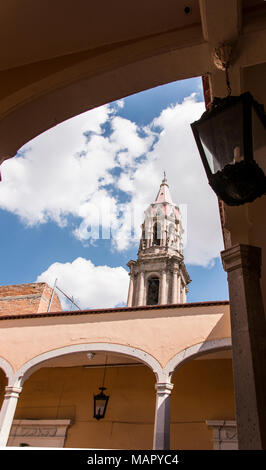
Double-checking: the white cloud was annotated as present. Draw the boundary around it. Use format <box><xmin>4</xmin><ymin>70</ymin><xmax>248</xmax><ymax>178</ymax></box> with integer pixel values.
<box><xmin>110</xmin><ymin>116</ymin><xmax>152</xmax><ymax>162</ymax></box>
<box><xmin>0</xmin><ymin>104</ymin><xmax>115</xmax><ymax>226</ymax></box>
<box><xmin>0</xmin><ymin>91</ymin><xmax>224</xmax><ymax>269</ymax></box>
<box><xmin>116</xmin><ymin>172</ymin><xmax>135</xmax><ymax>193</ymax></box>
<box><xmin>110</xmin><ymin>94</ymin><xmax>224</xmax><ymax>266</ymax></box>
<box><xmin>74</xmin><ymin>189</ymin><xmax>118</xmax><ymax>241</ymax></box>
<box><xmin>37</xmin><ymin>257</ymin><xmax>129</xmax><ymax>310</ymax></box>
<box><xmin>149</xmin><ymin>93</ymin><xmax>224</xmax><ymax>266</ymax></box>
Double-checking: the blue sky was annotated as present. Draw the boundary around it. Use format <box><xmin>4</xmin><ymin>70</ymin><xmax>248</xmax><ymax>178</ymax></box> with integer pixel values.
<box><xmin>0</xmin><ymin>77</ymin><xmax>228</xmax><ymax>309</ymax></box>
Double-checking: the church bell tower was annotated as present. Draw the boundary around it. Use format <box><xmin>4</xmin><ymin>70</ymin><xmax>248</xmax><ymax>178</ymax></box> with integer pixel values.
<box><xmin>127</xmin><ymin>174</ymin><xmax>191</xmax><ymax>307</ymax></box>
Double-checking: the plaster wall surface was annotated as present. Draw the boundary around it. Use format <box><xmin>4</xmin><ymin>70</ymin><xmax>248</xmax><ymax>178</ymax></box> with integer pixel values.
<box><xmin>0</xmin><ymin>303</ymin><xmax>230</xmax><ymax>374</ymax></box>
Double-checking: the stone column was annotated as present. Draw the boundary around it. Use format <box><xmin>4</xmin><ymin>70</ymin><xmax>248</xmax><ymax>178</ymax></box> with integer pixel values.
<box><xmin>171</xmin><ymin>270</ymin><xmax>178</xmax><ymax>304</ymax></box>
<box><xmin>221</xmin><ymin>244</ymin><xmax>266</xmax><ymax>450</ymax></box>
<box><xmin>179</xmin><ymin>282</ymin><xmax>185</xmax><ymax>303</ymax></box>
<box><xmin>182</xmin><ymin>286</ymin><xmax>186</xmax><ymax>303</ymax></box>
<box><xmin>160</xmin><ymin>270</ymin><xmax>167</xmax><ymax>305</ymax></box>
<box><xmin>137</xmin><ymin>271</ymin><xmax>145</xmax><ymax>306</ymax></box>
<box><xmin>153</xmin><ymin>382</ymin><xmax>173</xmax><ymax>450</ymax></box>
<box><xmin>0</xmin><ymin>385</ymin><xmax>22</xmax><ymax>447</ymax></box>
<box><xmin>127</xmin><ymin>274</ymin><xmax>134</xmax><ymax>307</ymax></box>
<box><xmin>176</xmin><ymin>275</ymin><xmax>181</xmax><ymax>303</ymax></box>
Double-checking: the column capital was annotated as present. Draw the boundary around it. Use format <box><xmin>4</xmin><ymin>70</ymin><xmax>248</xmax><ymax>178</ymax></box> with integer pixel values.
<box><xmin>171</xmin><ymin>268</ymin><xmax>179</xmax><ymax>274</ymax></box>
<box><xmin>0</xmin><ymin>385</ymin><xmax>23</xmax><ymax>447</ymax></box>
<box><xmin>221</xmin><ymin>244</ymin><xmax>261</xmax><ymax>277</ymax></box>
<box><xmin>155</xmin><ymin>382</ymin><xmax>174</xmax><ymax>395</ymax></box>
<box><xmin>4</xmin><ymin>386</ymin><xmax>22</xmax><ymax>398</ymax></box>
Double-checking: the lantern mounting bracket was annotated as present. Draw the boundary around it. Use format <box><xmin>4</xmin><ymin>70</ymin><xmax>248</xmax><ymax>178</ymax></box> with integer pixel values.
<box><xmin>213</xmin><ymin>41</ymin><xmax>237</xmax><ymax>96</ymax></box>
<box><xmin>213</xmin><ymin>41</ymin><xmax>236</xmax><ymax>72</ymax></box>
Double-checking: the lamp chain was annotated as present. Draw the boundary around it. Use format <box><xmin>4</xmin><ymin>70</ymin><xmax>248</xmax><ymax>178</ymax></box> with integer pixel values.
<box><xmin>225</xmin><ymin>66</ymin><xmax>232</xmax><ymax>97</ymax></box>
<box><xmin>102</xmin><ymin>353</ymin><xmax>108</xmax><ymax>388</ymax></box>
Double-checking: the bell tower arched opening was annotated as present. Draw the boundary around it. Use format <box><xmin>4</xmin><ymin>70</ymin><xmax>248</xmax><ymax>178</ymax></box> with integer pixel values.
<box><xmin>147</xmin><ymin>277</ymin><xmax>160</xmax><ymax>305</ymax></box>
<box><xmin>153</xmin><ymin>223</ymin><xmax>161</xmax><ymax>246</ymax></box>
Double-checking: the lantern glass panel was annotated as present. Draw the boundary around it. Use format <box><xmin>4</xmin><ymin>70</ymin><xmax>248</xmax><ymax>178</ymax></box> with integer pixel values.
<box><xmin>95</xmin><ymin>398</ymin><xmax>106</xmax><ymax>418</ymax></box>
<box><xmin>197</xmin><ymin>100</ymin><xmax>244</xmax><ymax>173</ymax></box>
<box><xmin>252</xmin><ymin>107</ymin><xmax>266</xmax><ymax>174</ymax></box>
<box><xmin>94</xmin><ymin>387</ymin><xmax>109</xmax><ymax>420</ymax></box>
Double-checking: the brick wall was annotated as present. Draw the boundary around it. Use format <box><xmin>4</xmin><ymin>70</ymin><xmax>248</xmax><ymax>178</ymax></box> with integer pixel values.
<box><xmin>0</xmin><ymin>282</ymin><xmax>62</xmax><ymax>317</ymax></box>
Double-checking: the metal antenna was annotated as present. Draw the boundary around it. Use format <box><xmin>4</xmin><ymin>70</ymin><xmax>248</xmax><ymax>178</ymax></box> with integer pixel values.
<box><xmin>55</xmin><ymin>284</ymin><xmax>81</xmax><ymax>311</ymax></box>
<box><xmin>47</xmin><ymin>278</ymin><xmax>81</xmax><ymax>312</ymax></box>
<box><xmin>47</xmin><ymin>278</ymin><xmax>57</xmax><ymax>312</ymax></box>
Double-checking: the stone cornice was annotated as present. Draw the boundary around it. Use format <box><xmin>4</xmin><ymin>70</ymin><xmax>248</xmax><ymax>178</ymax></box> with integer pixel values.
<box><xmin>221</xmin><ymin>244</ymin><xmax>261</xmax><ymax>277</ymax></box>
<box><xmin>0</xmin><ymin>301</ymin><xmax>229</xmax><ymax>321</ymax></box>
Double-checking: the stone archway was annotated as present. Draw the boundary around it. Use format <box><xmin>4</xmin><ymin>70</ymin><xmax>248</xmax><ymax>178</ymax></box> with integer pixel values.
<box><xmin>0</xmin><ymin>343</ymin><xmax>172</xmax><ymax>448</ymax></box>
<box><xmin>0</xmin><ymin>357</ymin><xmax>14</xmax><ymax>383</ymax></box>
<box><xmin>12</xmin><ymin>342</ymin><xmax>165</xmax><ymax>386</ymax></box>
<box><xmin>164</xmin><ymin>337</ymin><xmax>232</xmax><ymax>378</ymax></box>
<box><xmin>162</xmin><ymin>338</ymin><xmax>234</xmax><ymax>450</ymax></box>
<box><xmin>0</xmin><ymin>359</ymin><xmax>11</xmax><ymax>414</ymax></box>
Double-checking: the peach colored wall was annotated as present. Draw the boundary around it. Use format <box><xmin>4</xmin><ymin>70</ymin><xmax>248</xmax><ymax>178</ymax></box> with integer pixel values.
<box><xmin>11</xmin><ymin>358</ymin><xmax>234</xmax><ymax>449</ymax></box>
<box><xmin>14</xmin><ymin>365</ymin><xmax>156</xmax><ymax>449</ymax></box>
<box><xmin>0</xmin><ymin>304</ymin><xmax>231</xmax><ymax>373</ymax></box>
<box><xmin>171</xmin><ymin>359</ymin><xmax>235</xmax><ymax>449</ymax></box>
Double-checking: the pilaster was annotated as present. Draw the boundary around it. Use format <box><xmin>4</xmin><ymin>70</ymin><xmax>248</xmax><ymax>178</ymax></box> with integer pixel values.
<box><xmin>221</xmin><ymin>244</ymin><xmax>266</xmax><ymax>449</ymax></box>
<box><xmin>127</xmin><ymin>274</ymin><xmax>134</xmax><ymax>307</ymax></box>
<box><xmin>137</xmin><ymin>271</ymin><xmax>145</xmax><ymax>306</ymax></box>
<box><xmin>171</xmin><ymin>269</ymin><xmax>178</xmax><ymax>304</ymax></box>
<box><xmin>160</xmin><ymin>270</ymin><xmax>167</xmax><ymax>305</ymax></box>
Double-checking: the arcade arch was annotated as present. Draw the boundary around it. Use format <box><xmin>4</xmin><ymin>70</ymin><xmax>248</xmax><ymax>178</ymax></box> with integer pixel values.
<box><xmin>0</xmin><ymin>343</ymin><xmax>172</xmax><ymax>448</ymax></box>
<box><xmin>164</xmin><ymin>339</ymin><xmax>234</xmax><ymax>450</ymax></box>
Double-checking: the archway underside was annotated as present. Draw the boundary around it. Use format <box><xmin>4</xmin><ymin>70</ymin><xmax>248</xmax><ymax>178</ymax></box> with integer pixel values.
<box><xmin>5</xmin><ymin>343</ymin><xmax>234</xmax><ymax>450</ymax></box>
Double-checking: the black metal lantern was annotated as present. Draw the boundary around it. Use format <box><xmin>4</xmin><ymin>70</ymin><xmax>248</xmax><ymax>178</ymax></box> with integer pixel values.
<box><xmin>93</xmin><ymin>386</ymin><xmax>109</xmax><ymax>420</ymax></box>
<box><xmin>93</xmin><ymin>354</ymin><xmax>109</xmax><ymax>421</ymax></box>
<box><xmin>191</xmin><ymin>92</ymin><xmax>266</xmax><ymax>205</ymax></box>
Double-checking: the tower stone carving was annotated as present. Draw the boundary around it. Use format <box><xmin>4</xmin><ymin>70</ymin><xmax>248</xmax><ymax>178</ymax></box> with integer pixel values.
<box><xmin>127</xmin><ymin>174</ymin><xmax>191</xmax><ymax>307</ymax></box>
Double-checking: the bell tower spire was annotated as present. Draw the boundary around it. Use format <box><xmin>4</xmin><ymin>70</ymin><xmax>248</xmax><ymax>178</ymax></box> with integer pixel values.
<box><xmin>154</xmin><ymin>172</ymin><xmax>173</xmax><ymax>205</ymax></box>
<box><xmin>126</xmin><ymin>178</ymin><xmax>191</xmax><ymax>307</ymax></box>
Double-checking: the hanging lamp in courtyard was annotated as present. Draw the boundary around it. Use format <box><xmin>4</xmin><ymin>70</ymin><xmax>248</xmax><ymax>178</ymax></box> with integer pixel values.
<box><xmin>93</xmin><ymin>354</ymin><xmax>109</xmax><ymax>420</ymax></box>
<box><xmin>191</xmin><ymin>42</ymin><xmax>266</xmax><ymax>206</ymax></box>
